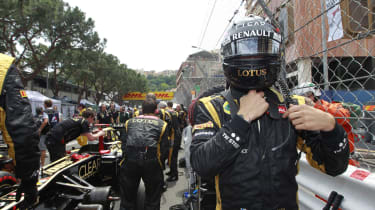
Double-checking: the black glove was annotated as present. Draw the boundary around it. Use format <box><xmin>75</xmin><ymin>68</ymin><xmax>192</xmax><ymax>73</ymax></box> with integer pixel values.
<box><xmin>16</xmin><ymin>172</ymin><xmax>38</xmax><ymax>208</ymax></box>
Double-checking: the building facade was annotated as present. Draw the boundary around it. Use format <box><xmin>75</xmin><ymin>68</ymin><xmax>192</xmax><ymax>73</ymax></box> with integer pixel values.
<box><xmin>174</xmin><ymin>50</ymin><xmax>225</xmax><ymax>107</ymax></box>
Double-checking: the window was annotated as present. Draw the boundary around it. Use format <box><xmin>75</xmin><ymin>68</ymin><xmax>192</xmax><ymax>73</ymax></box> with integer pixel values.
<box><xmin>341</xmin><ymin>0</ymin><xmax>374</xmax><ymax>37</ymax></box>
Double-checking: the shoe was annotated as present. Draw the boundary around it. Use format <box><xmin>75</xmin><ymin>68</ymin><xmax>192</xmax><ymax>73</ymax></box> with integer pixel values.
<box><xmin>166</xmin><ymin>171</ymin><xmax>172</xmax><ymax>176</ymax></box>
<box><xmin>166</xmin><ymin>175</ymin><xmax>178</xmax><ymax>182</ymax></box>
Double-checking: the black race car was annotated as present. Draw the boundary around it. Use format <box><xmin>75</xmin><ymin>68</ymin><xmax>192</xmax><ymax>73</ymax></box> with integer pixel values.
<box><xmin>0</xmin><ymin>139</ymin><xmax>123</xmax><ymax>210</ymax></box>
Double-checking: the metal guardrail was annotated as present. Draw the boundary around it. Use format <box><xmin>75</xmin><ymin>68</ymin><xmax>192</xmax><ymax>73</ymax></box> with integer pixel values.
<box><xmin>297</xmin><ymin>153</ymin><xmax>375</xmax><ymax>210</ymax></box>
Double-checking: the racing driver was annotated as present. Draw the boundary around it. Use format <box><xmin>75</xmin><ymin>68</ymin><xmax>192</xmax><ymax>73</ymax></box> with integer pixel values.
<box><xmin>190</xmin><ymin>15</ymin><xmax>349</xmax><ymax>210</ymax></box>
<box><xmin>0</xmin><ymin>53</ymin><xmax>40</xmax><ymax>208</ymax></box>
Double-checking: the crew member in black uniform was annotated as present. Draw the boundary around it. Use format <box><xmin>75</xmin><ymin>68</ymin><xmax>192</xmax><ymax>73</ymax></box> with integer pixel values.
<box><xmin>119</xmin><ymin>97</ymin><xmax>168</xmax><ymax>210</ymax></box>
<box><xmin>46</xmin><ymin>110</ymin><xmax>105</xmax><ymax>162</ymax></box>
<box><xmin>165</xmin><ymin>101</ymin><xmax>181</xmax><ymax>182</ymax></box>
<box><xmin>109</xmin><ymin>102</ymin><xmax>118</xmax><ymax>124</ymax></box>
<box><xmin>155</xmin><ymin>101</ymin><xmax>172</xmax><ymax>169</ymax></box>
<box><xmin>117</xmin><ymin>105</ymin><xmax>130</xmax><ymax>124</ymax></box>
<box><xmin>176</xmin><ymin>104</ymin><xmax>187</xmax><ymax>133</ymax></box>
<box><xmin>0</xmin><ymin>53</ymin><xmax>40</xmax><ymax>208</ymax></box>
<box><xmin>146</xmin><ymin>94</ymin><xmax>171</xmax><ymax>192</ymax></box>
<box><xmin>97</xmin><ymin>104</ymin><xmax>111</xmax><ymax>124</ymax></box>
<box><xmin>190</xmin><ymin>15</ymin><xmax>349</xmax><ymax>210</ymax></box>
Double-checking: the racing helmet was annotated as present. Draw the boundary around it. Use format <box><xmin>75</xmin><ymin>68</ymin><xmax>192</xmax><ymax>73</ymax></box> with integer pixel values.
<box><xmin>221</xmin><ymin>15</ymin><xmax>282</xmax><ymax>90</ymax></box>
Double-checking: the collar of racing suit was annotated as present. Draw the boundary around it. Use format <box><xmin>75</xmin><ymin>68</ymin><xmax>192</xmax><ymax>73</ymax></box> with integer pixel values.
<box><xmin>229</xmin><ymin>87</ymin><xmax>285</xmax><ymax>120</ymax></box>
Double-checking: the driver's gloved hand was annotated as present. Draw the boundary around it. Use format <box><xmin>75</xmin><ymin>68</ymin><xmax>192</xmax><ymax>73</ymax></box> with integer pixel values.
<box><xmin>16</xmin><ymin>171</ymin><xmax>39</xmax><ymax>209</ymax></box>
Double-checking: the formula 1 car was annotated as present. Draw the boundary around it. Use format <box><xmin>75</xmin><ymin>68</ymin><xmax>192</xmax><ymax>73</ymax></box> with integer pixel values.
<box><xmin>0</xmin><ymin>140</ymin><xmax>122</xmax><ymax>210</ymax></box>
<box><xmin>0</xmin><ymin>124</ymin><xmax>125</xmax><ymax>210</ymax></box>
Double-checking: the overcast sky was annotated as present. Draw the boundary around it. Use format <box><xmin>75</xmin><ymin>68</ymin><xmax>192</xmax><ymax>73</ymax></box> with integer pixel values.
<box><xmin>64</xmin><ymin>0</ymin><xmax>246</xmax><ymax>72</ymax></box>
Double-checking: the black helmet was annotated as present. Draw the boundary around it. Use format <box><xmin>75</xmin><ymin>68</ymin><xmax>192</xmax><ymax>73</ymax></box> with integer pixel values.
<box><xmin>221</xmin><ymin>15</ymin><xmax>281</xmax><ymax>90</ymax></box>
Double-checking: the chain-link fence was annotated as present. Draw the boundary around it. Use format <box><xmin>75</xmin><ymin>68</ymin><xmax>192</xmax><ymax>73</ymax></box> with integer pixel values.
<box><xmin>248</xmin><ymin>0</ymin><xmax>375</xmax><ymax>171</ymax></box>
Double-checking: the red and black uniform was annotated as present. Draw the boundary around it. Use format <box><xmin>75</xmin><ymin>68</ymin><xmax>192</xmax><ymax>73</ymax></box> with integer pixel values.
<box><xmin>0</xmin><ymin>53</ymin><xmax>40</xmax><ymax>206</ymax></box>
<box><xmin>119</xmin><ymin>115</ymin><xmax>168</xmax><ymax>210</ymax></box>
<box><xmin>190</xmin><ymin>88</ymin><xmax>349</xmax><ymax>210</ymax></box>
<box><xmin>46</xmin><ymin>117</ymin><xmax>90</xmax><ymax>162</ymax></box>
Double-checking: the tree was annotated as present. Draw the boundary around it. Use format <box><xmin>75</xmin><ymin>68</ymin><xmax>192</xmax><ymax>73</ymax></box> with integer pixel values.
<box><xmin>146</xmin><ymin>74</ymin><xmax>176</xmax><ymax>91</ymax></box>
<box><xmin>0</xmin><ymin>0</ymin><xmax>100</xmax><ymax>85</ymax></box>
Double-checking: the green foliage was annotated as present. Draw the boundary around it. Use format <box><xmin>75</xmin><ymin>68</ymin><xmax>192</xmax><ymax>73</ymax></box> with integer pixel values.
<box><xmin>0</xmin><ymin>0</ymin><xmax>150</xmax><ymax>104</ymax></box>
<box><xmin>146</xmin><ymin>74</ymin><xmax>176</xmax><ymax>91</ymax></box>
<box><xmin>0</xmin><ymin>0</ymin><xmax>100</xmax><ymax>83</ymax></box>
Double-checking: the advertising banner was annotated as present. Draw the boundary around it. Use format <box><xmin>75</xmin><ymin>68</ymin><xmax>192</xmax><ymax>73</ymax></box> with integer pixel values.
<box><xmin>122</xmin><ymin>92</ymin><xmax>174</xmax><ymax>101</ymax></box>
<box><xmin>326</xmin><ymin>0</ymin><xmax>344</xmax><ymax>41</ymax></box>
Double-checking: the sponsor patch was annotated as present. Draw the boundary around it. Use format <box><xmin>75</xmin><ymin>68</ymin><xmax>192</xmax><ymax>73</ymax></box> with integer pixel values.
<box><xmin>20</xmin><ymin>90</ymin><xmax>27</xmax><ymax>98</ymax></box>
<box><xmin>278</xmin><ymin>105</ymin><xmax>287</xmax><ymax>114</ymax></box>
<box><xmin>222</xmin><ymin>132</ymin><xmax>240</xmax><ymax>149</ymax></box>
<box><xmin>223</xmin><ymin>101</ymin><xmax>231</xmax><ymax>115</ymax></box>
<box><xmin>193</xmin><ymin>131</ymin><xmax>215</xmax><ymax>138</ymax></box>
<box><xmin>193</xmin><ymin>121</ymin><xmax>214</xmax><ymax>130</ymax></box>
<box><xmin>350</xmin><ymin>169</ymin><xmax>370</xmax><ymax>181</ymax></box>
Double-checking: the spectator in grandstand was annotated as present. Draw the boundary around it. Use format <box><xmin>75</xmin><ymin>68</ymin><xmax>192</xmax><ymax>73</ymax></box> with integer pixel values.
<box><xmin>190</xmin><ymin>15</ymin><xmax>349</xmax><ymax>210</ymax></box>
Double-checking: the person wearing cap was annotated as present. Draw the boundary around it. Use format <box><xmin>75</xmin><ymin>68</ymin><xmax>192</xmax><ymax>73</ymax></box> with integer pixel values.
<box><xmin>295</xmin><ymin>82</ymin><xmax>357</xmax><ymax>166</ymax></box>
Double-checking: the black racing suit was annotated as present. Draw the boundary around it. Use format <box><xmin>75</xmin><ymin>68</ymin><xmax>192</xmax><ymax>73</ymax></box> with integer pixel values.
<box><xmin>167</xmin><ymin>109</ymin><xmax>181</xmax><ymax>176</ymax></box>
<box><xmin>190</xmin><ymin>88</ymin><xmax>349</xmax><ymax>210</ymax></box>
<box><xmin>119</xmin><ymin>115</ymin><xmax>168</xmax><ymax>210</ymax></box>
<box><xmin>157</xmin><ymin>108</ymin><xmax>171</xmax><ymax>169</ymax></box>
<box><xmin>46</xmin><ymin>117</ymin><xmax>90</xmax><ymax>162</ymax></box>
<box><xmin>0</xmin><ymin>53</ymin><xmax>40</xmax><ymax>206</ymax></box>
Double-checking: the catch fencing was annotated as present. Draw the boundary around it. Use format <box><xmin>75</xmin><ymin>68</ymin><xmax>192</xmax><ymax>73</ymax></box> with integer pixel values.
<box><xmin>250</xmin><ymin>0</ymin><xmax>375</xmax><ymax>171</ymax></box>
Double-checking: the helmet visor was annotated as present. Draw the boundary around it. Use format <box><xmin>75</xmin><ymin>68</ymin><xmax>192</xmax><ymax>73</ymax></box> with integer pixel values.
<box><xmin>222</xmin><ymin>37</ymin><xmax>280</xmax><ymax>58</ymax></box>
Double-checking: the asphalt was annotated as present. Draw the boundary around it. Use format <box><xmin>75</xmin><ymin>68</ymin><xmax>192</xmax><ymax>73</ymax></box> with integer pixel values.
<box><xmin>161</xmin><ymin>157</ymin><xmax>189</xmax><ymax>210</ymax></box>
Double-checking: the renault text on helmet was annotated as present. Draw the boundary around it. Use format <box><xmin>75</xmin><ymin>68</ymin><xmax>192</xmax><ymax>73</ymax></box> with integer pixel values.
<box><xmin>221</xmin><ymin>15</ymin><xmax>282</xmax><ymax>90</ymax></box>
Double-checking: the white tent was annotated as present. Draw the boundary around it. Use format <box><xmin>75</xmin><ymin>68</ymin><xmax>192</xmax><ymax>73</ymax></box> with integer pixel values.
<box><xmin>26</xmin><ymin>90</ymin><xmax>61</xmax><ymax>116</ymax></box>
<box><xmin>80</xmin><ymin>99</ymin><xmax>95</xmax><ymax>106</ymax></box>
